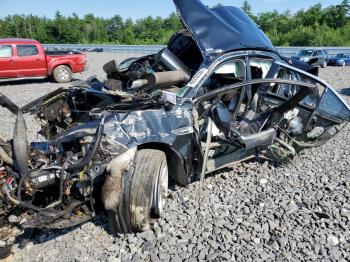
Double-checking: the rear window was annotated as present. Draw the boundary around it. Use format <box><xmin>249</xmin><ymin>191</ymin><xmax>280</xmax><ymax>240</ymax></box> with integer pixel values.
<box><xmin>17</xmin><ymin>45</ymin><xmax>39</xmax><ymax>56</ymax></box>
<box><xmin>0</xmin><ymin>45</ymin><xmax>12</xmax><ymax>58</ymax></box>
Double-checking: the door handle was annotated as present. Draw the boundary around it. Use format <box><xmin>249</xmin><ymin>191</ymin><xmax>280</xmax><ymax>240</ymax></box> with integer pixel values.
<box><xmin>36</xmin><ymin>59</ymin><xmax>41</xmax><ymax>62</ymax></box>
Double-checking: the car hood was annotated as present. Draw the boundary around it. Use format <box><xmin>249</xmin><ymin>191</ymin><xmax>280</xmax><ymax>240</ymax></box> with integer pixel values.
<box><xmin>173</xmin><ymin>0</ymin><xmax>277</xmax><ymax>58</ymax></box>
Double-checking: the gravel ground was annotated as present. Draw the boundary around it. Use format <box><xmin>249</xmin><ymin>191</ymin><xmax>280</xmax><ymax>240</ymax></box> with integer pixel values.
<box><xmin>2</xmin><ymin>54</ymin><xmax>350</xmax><ymax>261</ymax></box>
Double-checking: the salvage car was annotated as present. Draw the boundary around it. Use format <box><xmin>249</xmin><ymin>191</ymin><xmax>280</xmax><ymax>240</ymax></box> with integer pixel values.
<box><xmin>1</xmin><ymin>0</ymin><xmax>350</xmax><ymax>253</ymax></box>
<box><xmin>327</xmin><ymin>53</ymin><xmax>350</xmax><ymax>67</ymax></box>
<box><xmin>0</xmin><ymin>38</ymin><xmax>86</xmax><ymax>83</ymax></box>
<box><xmin>291</xmin><ymin>49</ymin><xmax>329</xmax><ymax>68</ymax></box>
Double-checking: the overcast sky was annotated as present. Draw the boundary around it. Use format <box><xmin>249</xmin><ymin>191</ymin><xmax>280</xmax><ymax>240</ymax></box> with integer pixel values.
<box><xmin>0</xmin><ymin>0</ymin><xmax>342</xmax><ymax>19</ymax></box>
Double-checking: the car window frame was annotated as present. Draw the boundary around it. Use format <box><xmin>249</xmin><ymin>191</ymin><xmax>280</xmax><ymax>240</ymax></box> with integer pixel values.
<box><xmin>182</xmin><ymin>51</ymin><xmax>251</xmax><ymax>99</ymax></box>
<box><xmin>275</xmin><ymin>60</ymin><xmax>350</xmax><ymax>112</ymax></box>
<box><xmin>182</xmin><ymin>51</ymin><xmax>282</xmax><ymax>100</ymax></box>
<box><xmin>192</xmin><ymin>58</ymin><xmax>246</xmax><ymax>99</ymax></box>
<box><xmin>17</xmin><ymin>44</ymin><xmax>39</xmax><ymax>57</ymax></box>
<box><xmin>0</xmin><ymin>45</ymin><xmax>13</xmax><ymax>58</ymax></box>
<box><xmin>263</xmin><ymin>63</ymin><xmax>325</xmax><ymax>110</ymax></box>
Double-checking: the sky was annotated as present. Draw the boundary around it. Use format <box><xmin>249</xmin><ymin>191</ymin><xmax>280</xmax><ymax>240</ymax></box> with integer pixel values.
<box><xmin>0</xmin><ymin>0</ymin><xmax>342</xmax><ymax>19</ymax></box>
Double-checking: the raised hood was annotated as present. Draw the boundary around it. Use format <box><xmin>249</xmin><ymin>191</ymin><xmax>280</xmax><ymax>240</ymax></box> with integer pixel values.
<box><xmin>173</xmin><ymin>0</ymin><xmax>277</xmax><ymax>58</ymax></box>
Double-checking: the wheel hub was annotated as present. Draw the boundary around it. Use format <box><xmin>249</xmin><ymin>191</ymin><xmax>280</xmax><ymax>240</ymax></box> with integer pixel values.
<box><xmin>152</xmin><ymin>165</ymin><xmax>168</xmax><ymax>217</ymax></box>
<box><xmin>58</xmin><ymin>69</ymin><xmax>69</xmax><ymax>80</ymax></box>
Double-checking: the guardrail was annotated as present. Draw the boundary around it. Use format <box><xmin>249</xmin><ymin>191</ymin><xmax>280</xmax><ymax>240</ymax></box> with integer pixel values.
<box><xmin>43</xmin><ymin>44</ymin><xmax>350</xmax><ymax>57</ymax></box>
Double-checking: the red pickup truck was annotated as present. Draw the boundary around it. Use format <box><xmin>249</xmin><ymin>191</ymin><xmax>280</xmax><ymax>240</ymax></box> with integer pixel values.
<box><xmin>0</xmin><ymin>39</ymin><xmax>86</xmax><ymax>83</ymax></box>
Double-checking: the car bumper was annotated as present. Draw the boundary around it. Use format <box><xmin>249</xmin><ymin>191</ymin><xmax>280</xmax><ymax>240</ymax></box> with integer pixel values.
<box><xmin>328</xmin><ymin>61</ymin><xmax>344</xmax><ymax>66</ymax></box>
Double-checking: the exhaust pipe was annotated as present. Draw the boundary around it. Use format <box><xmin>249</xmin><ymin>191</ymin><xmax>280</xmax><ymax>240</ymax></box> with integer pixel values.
<box><xmin>156</xmin><ymin>48</ymin><xmax>191</xmax><ymax>80</ymax></box>
<box><xmin>130</xmin><ymin>70</ymin><xmax>189</xmax><ymax>90</ymax></box>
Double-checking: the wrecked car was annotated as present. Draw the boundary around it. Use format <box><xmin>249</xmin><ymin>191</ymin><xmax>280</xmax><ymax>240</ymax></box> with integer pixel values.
<box><xmin>1</xmin><ymin>0</ymin><xmax>350</xmax><ymax>253</ymax></box>
<box><xmin>291</xmin><ymin>49</ymin><xmax>329</xmax><ymax>69</ymax></box>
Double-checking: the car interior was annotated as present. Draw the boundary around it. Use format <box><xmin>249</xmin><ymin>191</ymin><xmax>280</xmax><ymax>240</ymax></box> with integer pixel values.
<box><xmin>196</xmin><ymin>56</ymin><xmax>346</xmax><ymax>164</ymax></box>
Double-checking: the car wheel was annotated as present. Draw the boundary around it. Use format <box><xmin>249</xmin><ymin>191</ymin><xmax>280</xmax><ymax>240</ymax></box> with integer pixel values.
<box><xmin>342</xmin><ymin>61</ymin><xmax>346</xmax><ymax>67</ymax></box>
<box><xmin>53</xmin><ymin>65</ymin><xmax>72</xmax><ymax>83</ymax></box>
<box><xmin>108</xmin><ymin>149</ymin><xmax>168</xmax><ymax>235</ymax></box>
<box><xmin>321</xmin><ymin>61</ymin><xmax>327</xmax><ymax>68</ymax></box>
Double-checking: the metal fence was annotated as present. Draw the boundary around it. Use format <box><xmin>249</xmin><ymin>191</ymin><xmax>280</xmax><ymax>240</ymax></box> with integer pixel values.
<box><xmin>43</xmin><ymin>44</ymin><xmax>350</xmax><ymax>57</ymax></box>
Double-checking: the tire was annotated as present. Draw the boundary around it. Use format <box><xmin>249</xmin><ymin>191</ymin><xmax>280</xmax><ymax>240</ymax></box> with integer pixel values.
<box><xmin>342</xmin><ymin>61</ymin><xmax>346</xmax><ymax>67</ymax></box>
<box><xmin>108</xmin><ymin>149</ymin><xmax>168</xmax><ymax>235</ymax></box>
<box><xmin>321</xmin><ymin>61</ymin><xmax>327</xmax><ymax>68</ymax></box>
<box><xmin>53</xmin><ymin>65</ymin><xmax>72</xmax><ymax>83</ymax></box>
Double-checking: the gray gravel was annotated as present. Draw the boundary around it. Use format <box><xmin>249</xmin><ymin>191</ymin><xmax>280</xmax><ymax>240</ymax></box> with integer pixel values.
<box><xmin>2</xmin><ymin>55</ymin><xmax>350</xmax><ymax>261</ymax></box>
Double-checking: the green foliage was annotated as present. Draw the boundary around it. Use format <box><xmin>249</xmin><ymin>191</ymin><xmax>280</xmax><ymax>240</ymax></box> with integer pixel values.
<box><xmin>255</xmin><ymin>1</ymin><xmax>350</xmax><ymax>46</ymax></box>
<box><xmin>241</xmin><ymin>0</ymin><xmax>255</xmax><ymax>20</ymax></box>
<box><xmin>0</xmin><ymin>11</ymin><xmax>181</xmax><ymax>45</ymax></box>
<box><xmin>0</xmin><ymin>1</ymin><xmax>349</xmax><ymax>46</ymax></box>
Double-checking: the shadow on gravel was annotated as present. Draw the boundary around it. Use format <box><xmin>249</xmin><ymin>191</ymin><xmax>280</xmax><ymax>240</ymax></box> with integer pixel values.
<box><xmin>339</xmin><ymin>87</ymin><xmax>350</xmax><ymax>96</ymax></box>
<box><xmin>14</xmin><ymin>214</ymin><xmax>112</xmax><ymax>251</ymax></box>
<box><xmin>0</xmin><ymin>77</ymin><xmax>81</xmax><ymax>86</ymax></box>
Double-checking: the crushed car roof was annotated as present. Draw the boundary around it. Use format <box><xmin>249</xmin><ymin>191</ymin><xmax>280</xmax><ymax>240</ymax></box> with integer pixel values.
<box><xmin>173</xmin><ymin>0</ymin><xmax>277</xmax><ymax>58</ymax></box>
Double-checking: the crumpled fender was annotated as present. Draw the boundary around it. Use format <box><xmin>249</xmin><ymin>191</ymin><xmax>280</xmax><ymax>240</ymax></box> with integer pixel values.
<box><xmin>101</xmin><ymin>147</ymin><xmax>137</xmax><ymax>211</ymax></box>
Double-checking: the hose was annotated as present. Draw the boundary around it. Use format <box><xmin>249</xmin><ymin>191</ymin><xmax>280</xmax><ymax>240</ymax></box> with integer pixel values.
<box><xmin>0</xmin><ymin>92</ymin><xmax>19</xmax><ymax>115</ymax></box>
<box><xmin>66</xmin><ymin>117</ymin><xmax>105</xmax><ymax>172</ymax></box>
<box><xmin>3</xmin><ymin>188</ymin><xmax>42</xmax><ymax>212</ymax></box>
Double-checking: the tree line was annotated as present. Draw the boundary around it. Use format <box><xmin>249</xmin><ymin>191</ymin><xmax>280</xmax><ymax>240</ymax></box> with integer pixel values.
<box><xmin>0</xmin><ymin>1</ymin><xmax>349</xmax><ymax>46</ymax></box>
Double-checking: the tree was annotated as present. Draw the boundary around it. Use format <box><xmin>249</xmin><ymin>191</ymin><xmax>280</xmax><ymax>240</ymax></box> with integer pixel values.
<box><xmin>0</xmin><ymin>2</ymin><xmax>350</xmax><ymax>46</ymax></box>
<box><xmin>108</xmin><ymin>15</ymin><xmax>124</xmax><ymax>44</ymax></box>
<box><xmin>242</xmin><ymin>1</ymin><xmax>252</xmax><ymax>16</ymax></box>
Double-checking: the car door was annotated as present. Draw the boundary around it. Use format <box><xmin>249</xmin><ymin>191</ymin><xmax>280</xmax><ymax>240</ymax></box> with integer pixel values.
<box><xmin>193</xmin><ymin>56</ymin><xmax>265</xmax><ymax>172</ymax></box>
<box><xmin>0</xmin><ymin>44</ymin><xmax>17</xmax><ymax>78</ymax></box>
<box><xmin>14</xmin><ymin>44</ymin><xmax>47</xmax><ymax>77</ymax></box>
<box><xmin>311</xmin><ymin>50</ymin><xmax>321</xmax><ymax>66</ymax></box>
<box><xmin>322</xmin><ymin>50</ymin><xmax>328</xmax><ymax>63</ymax></box>
<box><xmin>194</xmin><ymin>56</ymin><xmax>350</xmax><ymax>170</ymax></box>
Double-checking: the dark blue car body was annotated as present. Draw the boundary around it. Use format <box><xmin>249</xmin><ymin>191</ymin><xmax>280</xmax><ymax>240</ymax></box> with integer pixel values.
<box><xmin>328</xmin><ymin>54</ymin><xmax>350</xmax><ymax>66</ymax></box>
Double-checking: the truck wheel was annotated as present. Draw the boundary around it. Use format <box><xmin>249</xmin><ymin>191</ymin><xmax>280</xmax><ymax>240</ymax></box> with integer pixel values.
<box><xmin>108</xmin><ymin>149</ymin><xmax>168</xmax><ymax>235</ymax></box>
<box><xmin>53</xmin><ymin>65</ymin><xmax>72</xmax><ymax>83</ymax></box>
